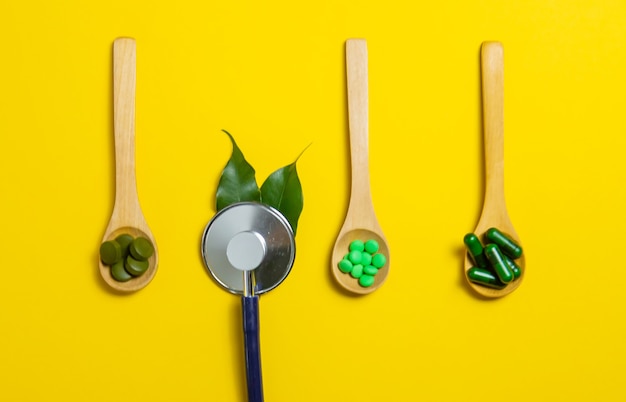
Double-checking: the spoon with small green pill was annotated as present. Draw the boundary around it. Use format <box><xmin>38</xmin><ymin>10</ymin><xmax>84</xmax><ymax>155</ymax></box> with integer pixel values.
<box><xmin>464</xmin><ymin>41</ymin><xmax>525</xmax><ymax>298</ymax></box>
<box><xmin>331</xmin><ymin>39</ymin><xmax>390</xmax><ymax>295</ymax></box>
<box><xmin>99</xmin><ymin>38</ymin><xmax>158</xmax><ymax>292</ymax></box>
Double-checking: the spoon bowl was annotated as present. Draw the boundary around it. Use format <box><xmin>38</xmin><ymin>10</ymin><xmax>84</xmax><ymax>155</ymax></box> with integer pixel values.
<box><xmin>331</xmin><ymin>39</ymin><xmax>390</xmax><ymax>295</ymax></box>
<box><xmin>332</xmin><ymin>228</ymin><xmax>389</xmax><ymax>294</ymax></box>
<box><xmin>464</xmin><ymin>41</ymin><xmax>524</xmax><ymax>298</ymax></box>
<box><xmin>99</xmin><ymin>38</ymin><xmax>158</xmax><ymax>292</ymax></box>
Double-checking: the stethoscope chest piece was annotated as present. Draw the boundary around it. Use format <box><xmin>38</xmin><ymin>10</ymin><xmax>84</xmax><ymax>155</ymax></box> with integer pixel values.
<box><xmin>201</xmin><ymin>202</ymin><xmax>296</xmax><ymax>295</ymax></box>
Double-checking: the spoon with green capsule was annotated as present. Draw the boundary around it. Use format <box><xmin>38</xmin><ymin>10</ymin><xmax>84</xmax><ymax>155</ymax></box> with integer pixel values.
<box><xmin>331</xmin><ymin>39</ymin><xmax>390</xmax><ymax>295</ymax></box>
<box><xmin>99</xmin><ymin>38</ymin><xmax>158</xmax><ymax>292</ymax></box>
<box><xmin>464</xmin><ymin>41</ymin><xmax>525</xmax><ymax>298</ymax></box>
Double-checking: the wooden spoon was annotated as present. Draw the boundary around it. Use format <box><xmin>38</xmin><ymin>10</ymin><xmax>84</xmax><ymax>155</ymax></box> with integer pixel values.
<box><xmin>331</xmin><ymin>39</ymin><xmax>390</xmax><ymax>295</ymax></box>
<box><xmin>99</xmin><ymin>38</ymin><xmax>158</xmax><ymax>292</ymax></box>
<box><xmin>464</xmin><ymin>41</ymin><xmax>524</xmax><ymax>298</ymax></box>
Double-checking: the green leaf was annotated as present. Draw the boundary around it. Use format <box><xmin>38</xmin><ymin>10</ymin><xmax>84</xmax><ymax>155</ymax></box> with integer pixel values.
<box><xmin>260</xmin><ymin>146</ymin><xmax>309</xmax><ymax>235</ymax></box>
<box><xmin>215</xmin><ymin>130</ymin><xmax>260</xmax><ymax>211</ymax></box>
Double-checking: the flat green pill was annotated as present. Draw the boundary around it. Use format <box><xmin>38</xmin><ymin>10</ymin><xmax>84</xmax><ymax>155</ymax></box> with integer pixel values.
<box><xmin>115</xmin><ymin>234</ymin><xmax>134</xmax><ymax>257</ymax></box>
<box><xmin>100</xmin><ymin>241</ymin><xmax>121</xmax><ymax>265</ymax></box>
<box><xmin>130</xmin><ymin>237</ymin><xmax>154</xmax><ymax>261</ymax></box>
<box><xmin>360</xmin><ymin>252</ymin><xmax>372</xmax><ymax>266</ymax></box>
<box><xmin>348</xmin><ymin>250</ymin><xmax>363</xmax><ymax>265</ymax></box>
<box><xmin>358</xmin><ymin>274</ymin><xmax>375</xmax><ymax>287</ymax></box>
<box><xmin>503</xmin><ymin>255</ymin><xmax>522</xmax><ymax>279</ymax></box>
<box><xmin>485</xmin><ymin>227</ymin><xmax>523</xmax><ymax>259</ymax></box>
<box><xmin>350</xmin><ymin>264</ymin><xmax>364</xmax><ymax>279</ymax></box>
<box><xmin>372</xmin><ymin>253</ymin><xmax>386</xmax><ymax>268</ymax></box>
<box><xmin>484</xmin><ymin>244</ymin><xmax>514</xmax><ymax>283</ymax></box>
<box><xmin>338</xmin><ymin>259</ymin><xmax>353</xmax><ymax>273</ymax></box>
<box><xmin>364</xmin><ymin>239</ymin><xmax>379</xmax><ymax>254</ymax></box>
<box><xmin>349</xmin><ymin>240</ymin><xmax>365</xmax><ymax>252</ymax></box>
<box><xmin>467</xmin><ymin>267</ymin><xmax>505</xmax><ymax>289</ymax></box>
<box><xmin>463</xmin><ymin>233</ymin><xmax>488</xmax><ymax>268</ymax></box>
<box><xmin>125</xmin><ymin>256</ymin><xmax>149</xmax><ymax>277</ymax></box>
<box><xmin>111</xmin><ymin>260</ymin><xmax>132</xmax><ymax>282</ymax></box>
<box><xmin>363</xmin><ymin>265</ymin><xmax>378</xmax><ymax>276</ymax></box>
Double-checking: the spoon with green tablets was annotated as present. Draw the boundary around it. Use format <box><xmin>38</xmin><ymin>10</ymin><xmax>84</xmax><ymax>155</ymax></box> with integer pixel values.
<box><xmin>464</xmin><ymin>41</ymin><xmax>524</xmax><ymax>298</ymax></box>
<box><xmin>99</xmin><ymin>38</ymin><xmax>158</xmax><ymax>292</ymax></box>
<box><xmin>331</xmin><ymin>39</ymin><xmax>390</xmax><ymax>295</ymax></box>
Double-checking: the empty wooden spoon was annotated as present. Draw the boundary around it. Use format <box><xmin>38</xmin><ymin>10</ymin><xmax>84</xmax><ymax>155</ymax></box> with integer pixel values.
<box><xmin>331</xmin><ymin>39</ymin><xmax>390</xmax><ymax>295</ymax></box>
<box><xmin>99</xmin><ymin>38</ymin><xmax>158</xmax><ymax>292</ymax></box>
<box><xmin>464</xmin><ymin>41</ymin><xmax>524</xmax><ymax>298</ymax></box>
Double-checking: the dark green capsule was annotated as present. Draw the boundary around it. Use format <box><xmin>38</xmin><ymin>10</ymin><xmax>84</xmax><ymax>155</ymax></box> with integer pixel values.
<box><xmin>463</xmin><ymin>233</ymin><xmax>488</xmax><ymax>267</ymax></box>
<box><xmin>467</xmin><ymin>267</ymin><xmax>505</xmax><ymax>289</ymax></box>
<box><xmin>485</xmin><ymin>228</ymin><xmax>523</xmax><ymax>259</ymax></box>
<box><xmin>503</xmin><ymin>255</ymin><xmax>522</xmax><ymax>279</ymax></box>
<box><xmin>484</xmin><ymin>244</ymin><xmax>514</xmax><ymax>283</ymax></box>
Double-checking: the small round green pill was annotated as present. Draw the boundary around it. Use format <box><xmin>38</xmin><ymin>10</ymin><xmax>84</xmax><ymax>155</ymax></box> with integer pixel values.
<box><xmin>348</xmin><ymin>250</ymin><xmax>363</xmax><ymax>265</ymax></box>
<box><xmin>358</xmin><ymin>274</ymin><xmax>375</xmax><ymax>287</ymax></box>
<box><xmin>349</xmin><ymin>240</ymin><xmax>365</xmax><ymax>252</ymax></box>
<box><xmin>372</xmin><ymin>253</ymin><xmax>386</xmax><ymax>269</ymax></box>
<box><xmin>338</xmin><ymin>259</ymin><xmax>353</xmax><ymax>273</ymax></box>
<box><xmin>363</xmin><ymin>265</ymin><xmax>378</xmax><ymax>276</ymax></box>
<box><xmin>130</xmin><ymin>237</ymin><xmax>154</xmax><ymax>261</ymax></box>
<box><xmin>111</xmin><ymin>260</ymin><xmax>132</xmax><ymax>282</ymax></box>
<box><xmin>125</xmin><ymin>256</ymin><xmax>149</xmax><ymax>277</ymax></box>
<box><xmin>100</xmin><ymin>241</ymin><xmax>121</xmax><ymax>265</ymax></box>
<box><xmin>360</xmin><ymin>252</ymin><xmax>372</xmax><ymax>266</ymax></box>
<box><xmin>364</xmin><ymin>239</ymin><xmax>379</xmax><ymax>254</ymax></box>
<box><xmin>115</xmin><ymin>234</ymin><xmax>134</xmax><ymax>258</ymax></box>
<box><xmin>350</xmin><ymin>264</ymin><xmax>364</xmax><ymax>279</ymax></box>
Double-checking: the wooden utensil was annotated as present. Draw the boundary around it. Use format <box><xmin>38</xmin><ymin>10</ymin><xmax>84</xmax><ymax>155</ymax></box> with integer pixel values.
<box><xmin>464</xmin><ymin>41</ymin><xmax>524</xmax><ymax>298</ymax></box>
<box><xmin>99</xmin><ymin>38</ymin><xmax>158</xmax><ymax>292</ymax></box>
<box><xmin>331</xmin><ymin>39</ymin><xmax>390</xmax><ymax>295</ymax></box>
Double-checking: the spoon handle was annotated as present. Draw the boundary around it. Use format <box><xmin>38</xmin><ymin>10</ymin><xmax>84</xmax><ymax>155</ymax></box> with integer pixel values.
<box><xmin>346</xmin><ymin>39</ymin><xmax>375</xmax><ymax>218</ymax></box>
<box><xmin>112</xmin><ymin>38</ymin><xmax>142</xmax><ymax>221</ymax></box>
<box><xmin>242</xmin><ymin>296</ymin><xmax>264</xmax><ymax>402</ymax></box>
<box><xmin>480</xmin><ymin>41</ymin><xmax>507</xmax><ymax>216</ymax></box>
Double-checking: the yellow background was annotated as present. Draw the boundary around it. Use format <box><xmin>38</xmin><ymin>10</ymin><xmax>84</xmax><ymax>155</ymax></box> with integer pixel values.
<box><xmin>1</xmin><ymin>1</ymin><xmax>625</xmax><ymax>401</ymax></box>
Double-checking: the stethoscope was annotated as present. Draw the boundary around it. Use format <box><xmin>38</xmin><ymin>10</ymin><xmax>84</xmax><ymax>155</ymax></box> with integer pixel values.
<box><xmin>201</xmin><ymin>202</ymin><xmax>296</xmax><ymax>402</ymax></box>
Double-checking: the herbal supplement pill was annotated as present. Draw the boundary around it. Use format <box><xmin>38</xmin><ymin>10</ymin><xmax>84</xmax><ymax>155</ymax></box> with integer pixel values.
<box><xmin>364</xmin><ymin>239</ymin><xmax>379</xmax><ymax>254</ymax></box>
<box><xmin>125</xmin><ymin>256</ymin><xmax>149</xmax><ymax>277</ymax></box>
<box><xmin>363</xmin><ymin>265</ymin><xmax>378</xmax><ymax>276</ymax></box>
<box><xmin>467</xmin><ymin>267</ymin><xmax>505</xmax><ymax>289</ymax></box>
<box><xmin>348</xmin><ymin>250</ymin><xmax>363</xmax><ymax>265</ymax></box>
<box><xmin>115</xmin><ymin>234</ymin><xmax>134</xmax><ymax>257</ymax></box>
<box><xmin>350</xmin><ymin>264</ymin><xmax>364</xmax><ymax>279</ymax></box>
<box><xmin>360</xmin><ymin>252</ymin><xmax>372</xmax><ymax>267</ymax></box>
<box><xmin>130</xmin><ymin>237</ymin><xmax>154</xmax><ymax>261</ymax></box>
<box><xmin>484</xmin><ymin>244</ymin><xmax>514</xmax><ymax>283</ymax></box>
<box><xmin>485</xmin><ymin>228</ymin><xmax>523</xmax><ymax>259</ymax></box>
<box><xmin>338</xmin><ymin>258</ymin><xmax>353</xmax><ymax>273</ymax></box>
<box><xmin>359</xmin><ymin>274</ymin><xmax>375</xmax><ymax>287</ymax></box>
<box><xmin>503</xmin><ymin>255</ymin><xmax>522</xmax><ymax>279</ymax></box>
<box><xmin>463</xmin><ymin>233</ymin><xmax>488</xmax><ymax>267</ymax></box>
<box><xmin>372</xmin><ymin>253</ymin><xmax>386</xmax><ymax>269</ymax></box>
<box><xmin>349</xmin><ymin>240</ymin><xmax>365</xmax><ymax>252</ymax></box>
<box><xmin>100</xmin><ymin>241</ymin><xmax>121</xmax><ymax>265</ymax></box>
<box><xmin>111</xmin><ymin>260</ymin><xmax>132</xmax><ymax>282</ymax></box>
